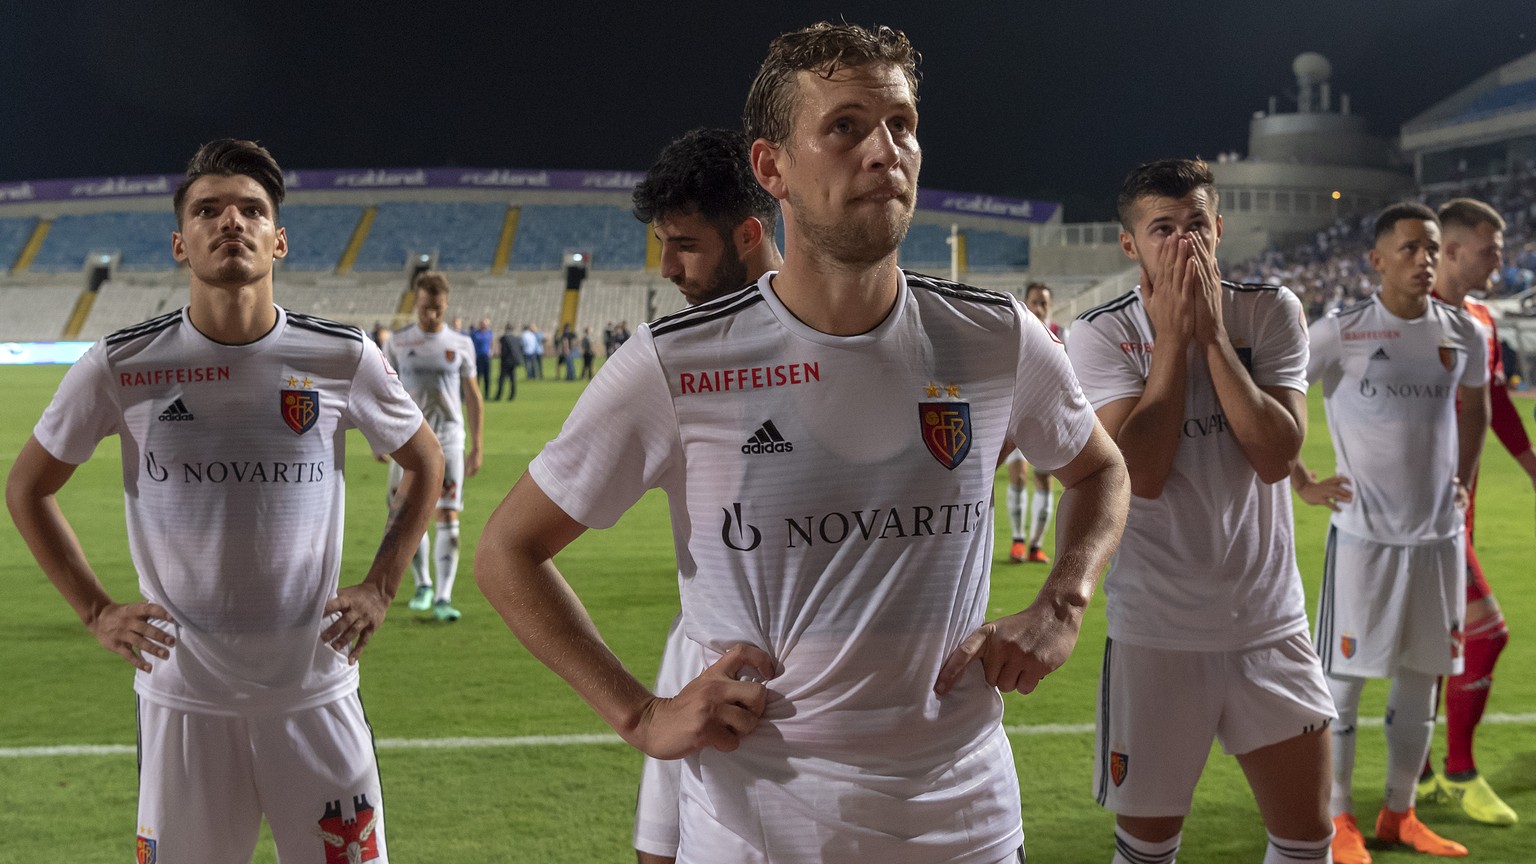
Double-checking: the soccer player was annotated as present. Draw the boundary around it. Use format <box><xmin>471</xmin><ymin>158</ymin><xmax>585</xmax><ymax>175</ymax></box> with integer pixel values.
<box><xmin>1069</xmin><ymin>159</ymin><xmax>1335</xmax><ymax>864</ymax></box>
<box><xmin>384</xmin><ymin>271</ymin><xmax>484</xmax><ymax>622</ymax></box>
<box><xmin>470</xmin><ymin>318</ymin><xmax>494</xmax><ymax>395</ymax></box>
<box><xmin>5</xmin><ymin>139</ymin><xmax>443</xmax><ymax>863</ymax></box>
<box><xmin>1417</xmin><ymin>197</ymin><xmax>1527</xmax><ymax>825</ymax></box>
<box><xmin>1005</xmin><ymin>281</ymin><xmax>1062</xmax><ymax>564</ymax></box>
<box><xmin>627</xmin><ymin>126</ymin><xmax>783</xmax><ymax>864</ymax></box>
<box><xmin>1295</xmin><ymin>201</ymin><xmax>1489</xmax><ymax>863</ymax></box>
<box><xmin>476</xmin><ymin>22</ymin><xmax>1129</xmax><ymax>864</ymax></box>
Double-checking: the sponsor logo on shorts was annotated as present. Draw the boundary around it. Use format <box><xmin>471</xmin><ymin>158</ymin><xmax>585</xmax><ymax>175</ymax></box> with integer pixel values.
<box><xmin>281</xmin><ymin>376</ymin><xmax>319</xmax><ymax>435</ymax></box>
<box><xmin>919</xmin><ymin>389</ymin><xmax>971</xmax><ymax>471</ymax></box>
<box><xmin>318</xmin><ymin>795</ymin><xmax>380</xmax><ymax>864</ymax></box>
<box><xmin>1340</xmin><ymin>635</ymin><xmax>1357</xmax><ymax>659</ymax></box>
<box><xmin>157</xmin><ymin>398</ymin><xmax>195</xmax><ymax>422</ymax></box>
<box><xmin>1110</xmin><ymin>751</ymin><xmax>1129</xmax><ymax>787</ymax></box>
<box><xmin>136</xmin><ymin>828</ymin><xmax>156</xmax><ymax>864</ymax></box>
<box><xmin>742</xmin><ymin>420</ymin><xmax>793</xmax><ymax>454</ymax></box>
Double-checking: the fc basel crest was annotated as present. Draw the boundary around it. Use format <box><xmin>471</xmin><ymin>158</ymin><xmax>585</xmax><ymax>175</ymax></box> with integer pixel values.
<box><xmin>136</xmin><ymin>833</ymin><xmax>156</xmax><ymax>864</ymax></box>
<box><xmin>1110</xmin><ymin>751</ymin><xmax>1129</xmax><ymax>787</ymax></box>
<box><xmin>919</xmin><ymin>402</ymin><xmax>971</xmax><ymax>470</ymax></box>
<box><xmin>1340</xmin><ymin>635</ymin><xmax>1357</xmax><ymax>659</ymax></box>
<box><xmin>445</xmin><ymin>350</ymin><xmax>456</xmax><ymax>362</ymax></box>
<box><xmin>282</xmin><ymin>389</ymin><xmax>320</xmax><ymax>435</ymax></box>
<box><xmin>1439</xmin><ymin>346</ymin><xmax>1456</xmax><ymax>371</ymax></box>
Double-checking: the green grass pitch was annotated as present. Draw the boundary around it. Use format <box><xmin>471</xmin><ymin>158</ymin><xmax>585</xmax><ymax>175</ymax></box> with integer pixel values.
<box><xmin>2</xmin><ymin>361</ymin><xmax>1533</xmax><ymax>862</ymax></box>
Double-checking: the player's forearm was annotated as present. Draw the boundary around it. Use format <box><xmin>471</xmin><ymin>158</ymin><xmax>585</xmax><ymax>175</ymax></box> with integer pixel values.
<box><xmin>1114</xmin><ymin>347</ymin><xmax>1187</xmax><ymax>498</ymax></box>
<box><xmin>476</xmin><ymin>529</ymin><xmax>653</xmax><ymax>740</ymax></box>
<box><xmin>1042</xmin><ymin>429</ymin><xmax>1129</xmax><ymax>613</ymax></box>
<box><xmin>7</xmin><ymin>490</ymin><xmax>116</xmax><ymax>626</ymax></box>
<box><xmin>1487</xmin><ymin>383</ymin><xmax>1532</xmax><ymax>459</ymax></box>
<box><xmin>1205</xmin><ymin>341</ymin><xmax>1303</xmax><ymax>483</ymax></box>
<box><xmin>1456</xmin><ymin>386</ymin><xmax>1490</xmax><ymax>487</ymax></box>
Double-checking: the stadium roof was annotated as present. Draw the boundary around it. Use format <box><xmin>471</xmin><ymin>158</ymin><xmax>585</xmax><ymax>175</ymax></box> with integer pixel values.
<box><xmin>1401</xmin><ymin>50</ymin><xmax>1536</xmax><ymax>153</ymax></box>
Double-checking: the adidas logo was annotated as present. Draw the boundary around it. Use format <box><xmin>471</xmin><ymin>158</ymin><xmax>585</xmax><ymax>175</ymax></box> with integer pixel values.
<box><xmin>1370</xmin><ymin>346</ymin><xmax>1391</xmax><ymax>361</ymax></box>
<box><xmin>158</xmin><ymin>398</ymin><xmax>195</xmax><ymax>422</ymax></box>
<box><xmin>742</xmin><ymin>420</ymin><xmax>793</xmax><ymax>455</ymax></box>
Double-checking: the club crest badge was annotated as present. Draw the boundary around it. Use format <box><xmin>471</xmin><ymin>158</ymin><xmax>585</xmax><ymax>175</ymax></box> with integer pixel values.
<box><xmin>136</xmin><ymin>832</ymin><xmax>156</xmax><ymax>864</ymax></box>
<box><xmin>318</xmin><ymin>795</ymin><xmax>380</xmax><ymax>864</ymax></box>
<box><xmin>281</xmin><ymin>382</ymin><xmax>319</xmax><ymax>436</ymax></box>
<box><xmin>1341</xmin><ymin>635</ymin><xmax>1357</xmax><ymax>659</ymax></box>
<box><xmin>919</xmin><ymin>397</ymin><xmax>971</xmax><ymax>471</ymax></box>
<box><xmin>1439</xmin><ymin>346</ymin><xmax>1456</xmax><ymax>371</ymax></box>
<box><xmin>445</xmin><ymin>350</ymin><xmax>456</xmax><ymax>362</ymax></box>
<box><xmin>1110</xmin><ymin>751</ymin><xmax>1129</xmax><ymax>787</ymax></box>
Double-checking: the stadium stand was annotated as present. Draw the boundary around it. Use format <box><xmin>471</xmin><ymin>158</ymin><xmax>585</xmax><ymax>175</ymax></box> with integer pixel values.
<box><xmin>353</xmin><ymin>201</ymin><xmax>508</xmax><ymax>271</ymax></box>
<box><xmin>509</xmin><ymin>204</ymin><xmax>646</xmax><ymax>271</ymax></box>
<box><xmin>0</xmin><ymin>283</ymin><xmax>81</xmax><ymax>342</ymax></box>
<box><xmin>276</xmin><ymin>204</ymin><xmax>366</xmax><ymax>271</ymax></box>
<box><xmin>76</xmin><ymin>280</ymin><xmax>184</xmax><ymax>340</ymax></box>
<box><xmin>29</xmin><ymin>211</ymin><xmax>177</xmax><ymax>272</ymax></box>
<box><xmin>0</xmin><ymin>216</ymin><xmax>38</xmax><ymax>271</ymax></box>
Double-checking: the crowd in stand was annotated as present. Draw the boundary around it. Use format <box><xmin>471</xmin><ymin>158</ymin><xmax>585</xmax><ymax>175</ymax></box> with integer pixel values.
<box><xmin>1228</xmin><ymin>164</ymin><xmax>1536</xmax><ymax>321</ymax></box>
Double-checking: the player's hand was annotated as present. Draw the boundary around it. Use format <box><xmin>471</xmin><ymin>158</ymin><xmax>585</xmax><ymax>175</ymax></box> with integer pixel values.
<box><xmin>633</xmin><ymin>643</ymin><xmax>777</xmax><ymax>760</ymax></box>
<box><xmin>466</xmin><ymin>447</ymin><xmax>483</xmax><ymax>478</ymax></box>
<box><xmin>1296</xmin><ymin>472</ymin><xmax>1352</xmax><ymax>511</ymax></box>
<box><xmin>322</xmin><ymin>583</ymin><xmax>392</xmax><ymax>665</ymax></box>
<box><xmin>934</xmin><ymin>601</ymin><xmax>1083</xmax><ymax>697</ymax></box>
<box><xmin>1188</xmin><ymin>232</ymin><xmax>1226</xmax><ymax>346</ymax></box>
<box><xmin>87</xmin><ymin>601</ymin><xmax>176</xmax><ymax>673</ymax></box>
<box><xmin>1453</xmin><ymin>477</ymin><xmax>1470</xmax><ymax>510</ymax></box>
<box><xmin>1145</xmin><ymin>234</ymin><xmax>1194</xmax><ymax>344</ymax></box>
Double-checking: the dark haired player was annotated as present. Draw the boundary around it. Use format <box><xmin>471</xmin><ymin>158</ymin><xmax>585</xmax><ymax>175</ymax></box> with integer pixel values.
<box><xmin>629</xmin><ymin>126</ymin><xmax>781</xmax><ymax>864</ymax></box>
<box><xmin>1070</xmin><ymin>159</ymin><xmax>1334</xmax><ymax>864</ymax></box>
<box><xmin>7</xmin><ymin>139</ymin><xmax>442</xmax><ymax>863</ymax></box>
<box><xmin>1295</xmin><ymin>202</ymin><xmax>1487</xmax><ymax>863</ymax></box>
<box><xmin>478</xmin><ymin>22</ymin><xmax>1128</xmax><ymax>864</ymax></box>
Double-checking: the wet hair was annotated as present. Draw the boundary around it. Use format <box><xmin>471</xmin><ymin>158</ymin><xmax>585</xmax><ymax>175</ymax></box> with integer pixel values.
<box><xmin>1373</xmin><ymin>201</ymin><xmax>1438</xmax><ymax>241</ymax></box>
<box><xmin>1115</xmin><ymin>159</ymin><xmax>1216</xmax><ymax>230</ymax></box>
<box><xmin>1437</xmin><ymin>197</ymin><xmax>1505</xmax><ymax>234</ymax></box>
<box><xmin>743</xmin><ymin>21</ymin><xmax>919</xmax><ymax>146</ymax></box>
<box><xmin>414</xmin><ymin>271</ymin><xmax>450</xmax><ymax>296</ymax></box>
<box><xmin>172</xmin><ymin>139</ymin><xmax>285</xmax><ymax>227</ymax></box>
<box><xmin>632</xmin><ymin>128</ymin><xmax>778</xmax><ymax>241</ymax></box>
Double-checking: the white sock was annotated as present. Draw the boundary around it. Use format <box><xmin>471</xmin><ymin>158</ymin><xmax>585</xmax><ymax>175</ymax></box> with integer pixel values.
<box><xmin>1264</xmin><ymin>830</ymin><xmax>1333</xmax><ymax>862</ymax></box>
<box><xmin>411</xmin><ymin>532</ymin><xmax>432</xmax><ymax>589</ymax></box>
<box><xmin>1028</xmin><ymin>484</ymin><xmax>1053</xmax><ymax>547</ymax></box>
<box><xmin>1327</xmin><ymin>674</ymin><xmax>1366</xmax><ymax>816</ymax></box>
<box><xmin>1111</xmin><ymin>827</ymin><xmax>1179</xmax><ymax>864</ymax></box>
<box><xmin>1384</xmin><ymin>668</ymin><xmax>1437</xmax><ymax>812</ymax></box>
<box><xmin>1006</xmin><ymin>483</ymin><xmax>1025</xmax><ymax>541</ymax></box>
<box><xmin>434</xmin><ymin>520</ymin><xmax>460</xmax><ymax>603</ymax></box>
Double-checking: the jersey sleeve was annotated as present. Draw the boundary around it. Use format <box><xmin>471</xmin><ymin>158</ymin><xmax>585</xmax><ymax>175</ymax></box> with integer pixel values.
<box><xmin>32</xmin><ymin>342</ymin><xmax>121</xmax><ymax>464</ymax></box>
<box><xmin>529</xmin><ymin>327</ymin><xmax>682</xmax><ymax>529</ymax></box>
<box><xmin>1252</xmin><ymin>287</ymin><xmax>1309</xmax><ymax>393</ymax></box>
<box><xmin>1009</xmin><ymin>301</ymin><xmax>1096</xmax><ymax>472</ymax></box>
<box><xmin>1457</xmin><ymin>312</ymin><xmax>1491</xmax><ymax>389</ymax></box>
<box><xmin>1064</xmin><ymin>306</ymin><xmax>1144</xmax><ymax>410</ymax></box>
<box><xmin>345</xmin><ymin>340</ymin><xmax>425</xmax><ymax>455</ymax></box>
<box><xmin>1306</xmin><ymin>312</ymin><xmax>1341</xmax><ymax>390</ymax></box>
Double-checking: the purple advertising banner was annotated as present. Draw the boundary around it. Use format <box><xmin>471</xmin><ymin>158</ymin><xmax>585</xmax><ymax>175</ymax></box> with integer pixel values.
<box><xmin>0</xmin><ymin>168</ymin><xmax>1059</xmax><ymax>223</ymax></box>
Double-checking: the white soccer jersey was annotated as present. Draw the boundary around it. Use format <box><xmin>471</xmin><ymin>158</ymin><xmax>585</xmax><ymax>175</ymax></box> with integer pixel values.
<box><xmin>385</xmin><ymin>323</ymin><xmax>475</xmax><ymax>450</ymax></box>
<box><xmin>1308</xmin><ymin>294</ymin><xmax>1488</xmax><ymax>544</ymax></box>
<box><xmin>1067</xmin><ymin>282</ymin><xmax>1312</xmax><ymax>652</ymax></box>
<box><xmin>34</xmin><ymin>306</ymin><xmax>423</xmax><ymax>715</ymax></box>
<box><xmin>530</xmin><ymin>271</ymin><xmax>1095</xmax><ymax>864</ymax></box>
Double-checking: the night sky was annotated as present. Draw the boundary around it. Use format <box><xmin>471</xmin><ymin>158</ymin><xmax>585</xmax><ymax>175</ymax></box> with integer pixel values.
<box><xmin>4</xmin><ymin>1</ymin><xmax>1531</xmax><ymax>220</ymax></box>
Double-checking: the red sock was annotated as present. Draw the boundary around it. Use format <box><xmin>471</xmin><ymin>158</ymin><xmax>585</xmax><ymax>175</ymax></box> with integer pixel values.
<box><xmin>1444</xmin><ymin>616</ymin><xmax>1508</xmax><ymax>776</ymax></box>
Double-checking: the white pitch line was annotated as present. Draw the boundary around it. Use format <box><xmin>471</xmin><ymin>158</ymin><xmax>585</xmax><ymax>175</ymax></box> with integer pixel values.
<box><xmin>6</xmin><ymin>712</ymin><xmax>1536</xmax><ymax>759</ymax></box>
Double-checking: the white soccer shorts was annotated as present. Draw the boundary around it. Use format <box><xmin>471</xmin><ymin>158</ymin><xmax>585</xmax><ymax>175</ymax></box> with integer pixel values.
<box><xmin>388</xmin><ymin>445</ymin><xmax>464</xmax><ymax>512</ymax></box>
<box><xmin>1314</xmin><ymin>526</ymin><xmax>1466</xmax><ymax>678</ymax></box>
<box><xmin>135</xmin><ymin>693</ymin><xmax>387</xmax><ymax>864</ymax></box>
<box><xmin>634</xmin><ymin>613</ymin><xmax>703</xmax><ymax>858</ymax></box>
<box><xmin>1093</xmin><ymin>632</ymin><xmax>1335</xmax><ymax>817</ymax></box>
